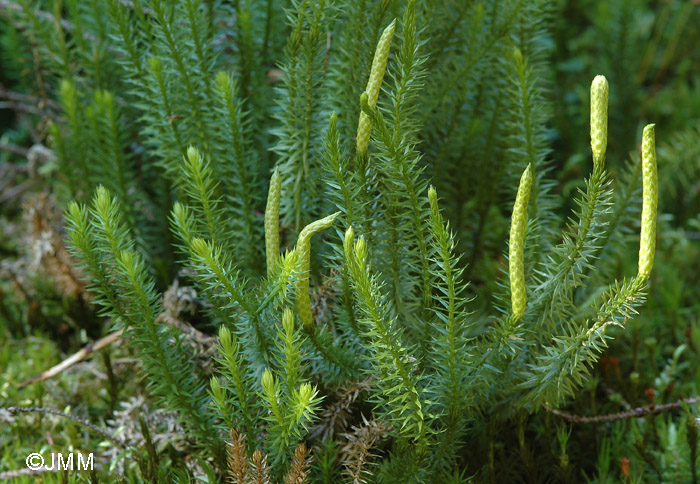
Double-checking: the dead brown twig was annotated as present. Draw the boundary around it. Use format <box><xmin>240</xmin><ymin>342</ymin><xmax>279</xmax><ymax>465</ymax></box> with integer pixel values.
<box><xmin>0</xmin><ymin>84</ymin><xmax>60</xmax><ymax>111</ymax></box>
<box><xmin>17</xmin><ymin>329</ymin><xmax>125</xmax><ymax>389</ymax></box>
<box><xmin>0</xmin><ymin>467</ymin><xmax>49</xmax><ymax>480</ymax></box>
<box><xmin>156</xmin><ymin>311</ymin><xmax>216</xmax><ymax>347</ymax></box>
<box><xmin>0</xmin><ymin>142</ymin><xmax>29</xmax><ymax>158</ymax></box>
<box><xmin>0</xmin><ymin>177</ymin><xmax>37</xmax><ymax>204</ymax></box>
<box><xmin>4</xmin><ymin>406</ymin><xmax>129</xmax><ymax>448</ymax></box>
<box><xmin>544</xmin><ymin>395</ymin><xmax>700</xmax><ymax>424</ymax></box>
<box><xmin>17</xmin><ymin>311</ymin><xmax>214</xmax><ymax>389</ymax></box>
<box><xmin>0</xmin><ymin>101</ymin><xmax>42</xmax><ymax>116</ymax></box>
<box><xmin>0</xmin><ymin>144</ymin><xmax>58</xmax><ymax>204</ymax></box>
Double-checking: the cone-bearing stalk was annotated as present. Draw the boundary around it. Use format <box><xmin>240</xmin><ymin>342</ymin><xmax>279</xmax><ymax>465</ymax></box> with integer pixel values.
<box><xmin>638</xmin><ymin>124</ymin><xmax>657</xmax><ymax>281</ymax></box>
<box><xmin>295</xmin><ymin>212</ymin><xmax>340</xmax><ymax>327</ymax></box>
<box><xmin>590</xmin><ymin>75</ymin><xmax>609</xmax><ymax>169</ymax></box>
<box><xmin>509</xmin><ymin>164</ymin><xmax>533</xmax><ymax>321</ymax></box>
<box><xmin>356</xmin><ymin>19</ymin><xmax>396</xmax><ymax>157</ymax></box>
<box><xmin>265</xmin><ymin>169</ymin><xmax>281</xmax><ymax>277</ymax></box>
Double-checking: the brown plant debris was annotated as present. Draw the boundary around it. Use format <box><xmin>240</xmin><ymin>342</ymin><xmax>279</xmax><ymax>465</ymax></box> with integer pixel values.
<box><xmin>341</xmin><ymin>415</ymin><xmax>392</xmax><ymax>484</ymax></box>
<box><xmin>24</xmin><ymin>193</ymin><xmax>86</xmax><ymax>298</ymax></box>
<box><xmin>283</xmin><ymin>444</ymin><xmax>311</xmax><ymax>484</ymax></box>
<box><xmin>544</xmin><ymin>395</ymin><xmax>700</xmax><ymax>423</ymax></box>
<box><xmin>227</xmin><ymin>428</ymin><xmax>249</xmax><ymax>484</ymax></box>
<box><xmin>311</xmin><ymin>378</ymin><xmax>373</xmax><ymax>441</ymax></box>
<box><xmin>250</xmin><ymin>449</ymin><xmax>272</xmax><ymax>484</ymax></box>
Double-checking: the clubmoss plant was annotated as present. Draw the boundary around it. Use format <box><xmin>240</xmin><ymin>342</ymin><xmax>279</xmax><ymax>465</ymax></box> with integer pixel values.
<box><xmin>1</xmin><ymin>0</ymin><xmax>676</xmax><ymax>481</ymax></box>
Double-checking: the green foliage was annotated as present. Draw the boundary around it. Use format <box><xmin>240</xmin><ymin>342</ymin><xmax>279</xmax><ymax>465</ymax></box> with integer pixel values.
<box><xmin>65</xmin><ymin>188</ymin><xmax>223</xmax><ymax>465</ymax></box>
<box><xmin>1</xmin><ymin>0</ymin><xmax>700</xmax><ymax>483</ymax></box>
<box><xmin>271</xmin><ymin>0</ymin><xmax>334</xmax><ymax>229</ymax></box>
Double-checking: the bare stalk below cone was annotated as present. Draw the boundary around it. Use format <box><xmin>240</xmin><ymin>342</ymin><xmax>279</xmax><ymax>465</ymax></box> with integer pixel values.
<box><xmin>295</xmin><ymin>212</ymin><xmax>340</xmax><ymax>327</ymax></box>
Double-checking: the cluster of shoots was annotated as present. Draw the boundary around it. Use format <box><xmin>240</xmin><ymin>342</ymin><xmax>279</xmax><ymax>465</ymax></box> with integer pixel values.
<box><xmin>262</xmin><ymin>18</ymin><xmax>400</xmax><ymax>330</ymax></box>
<box><xmin>507</xmin><ymin>74</ymin><xmax>658</xmax><ymax>322</ymax></box>
<box><xmin>264</xmin><ymin>169</ymin><xmax>339</xmax><ymax>328</ymax></box>
<box><xmin>263</xmin><ymin>25</ymin><xmax>659</xmax><ymax>333</ymax></box>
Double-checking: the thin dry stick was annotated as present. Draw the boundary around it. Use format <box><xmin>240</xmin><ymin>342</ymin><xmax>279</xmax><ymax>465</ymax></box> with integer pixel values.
<box><xmin>0</xmin><ymin>178</ymin><xmax>37</xmax><ymax>203</ymax></box>
<box><xmin>17</xmin><ymin>329</ymin><xmax>124</xmax><ymax>388</ymax></box>
<box><xmin>544</xmin><ymin>396</ymin><xmax>700</xmax><ymax>424</ymax></box>
<box><xmin>0</xmin><ymin>142</ymin><xmax>29</xmax><ymax>158</ymax></box>
<box><xmin>0</xmin><ymin>467</ymin><xmax>48</xmax><ymax>480</ymax></box>
<box><xmin>156</xmin><ymin>312</ymin><xmax>216</xmax><ymax>347</ymax></box>
<box><xmin>0</xmin><ymin>101</ymin><xmax>44</xmax><ymax>116</ymax></box>
<box><xmin>6</xmin><ymin>406</ymin><xmax>129</xmax><ymax>448</ymax></box>
<box><xmin>0</xmin><ymin>84</ymin><xmax>60</xmax><ymax>111</ymax></box>
<box><xmin>18</xmin><ymin>312</ymin><xmax>214</xmax><ymax>389</ymax></box>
